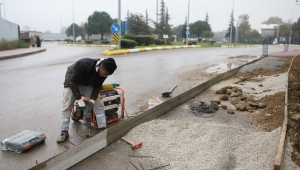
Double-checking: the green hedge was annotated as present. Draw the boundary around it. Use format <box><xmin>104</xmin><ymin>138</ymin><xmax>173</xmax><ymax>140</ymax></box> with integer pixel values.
<box><xmin>134</xmin><ymin>36</ymin><xmax>154</xmax><ymax>46</ymax></box>
<box><xmin>101</xmin><ymin>40</ymin><xmax>110</xmax><ymax>44</ymax></box>
<box><xmin>122</xmin><ymin>33</ymin><xmax>135</xmax><ymax>41</ymax></box>
<box><xmin>121</xmin><ymin>39</ymin><xmax>137</xmax><ymax>48</ymax></box>
<box><xmin>85</xmin><ymin>40</ymin><xmax>93</xmax><ymax>44</ymax></box>
<box><xmin>154</xmin><ymin>39</ymin><xmax>164</xmax><ymax>45</ymax></box>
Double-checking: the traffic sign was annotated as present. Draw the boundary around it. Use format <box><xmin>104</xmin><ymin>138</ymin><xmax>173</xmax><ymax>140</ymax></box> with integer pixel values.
<box><xmin>186</xmin><ymin>26</ymin><xmax>190</xmax><ymax>30</ymax></box>
<box><xmin>113</xmin><ymin>34</ymin><xmax>119</xmax><ymax>43</ymax></box>
<box><xmin>111</xmin><ymin>23</ymin><xmax>120</xmax><ymax>34</ymax></box>
<box><xmin>186</xmin><ymin>31</ymin><xmax>190</xmax><ymax>35</ymax></box>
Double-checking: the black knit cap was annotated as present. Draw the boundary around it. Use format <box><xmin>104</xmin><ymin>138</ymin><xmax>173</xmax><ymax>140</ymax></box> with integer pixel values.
<box><xmin>101</xmin><ymin>58</ymin><xmax>117</xmax><ymax>75</ymax></box>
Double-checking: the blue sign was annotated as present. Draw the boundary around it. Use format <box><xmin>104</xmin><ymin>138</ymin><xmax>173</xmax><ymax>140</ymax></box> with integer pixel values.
<box><xmin>186</xmin><ymin>31</ymin><xmax>190</xmax><ymax>35</ymax></box>
<box><xmin>111</xmin><ymin>23</ymin><xmax>120</xmax><ymax>34</ymax></box>
<box><xmin>122</xmin><ymin>21</ymin><xmax>129</xmax><ymax>32</ymax></box>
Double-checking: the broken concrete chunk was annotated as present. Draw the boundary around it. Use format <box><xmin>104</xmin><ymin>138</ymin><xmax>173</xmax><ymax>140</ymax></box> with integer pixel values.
<box><xmin>219</xmin><ymin>94</ymin><xmax>229</xmax><ymax>101</ymax></box>
<box><xmin>210</xmin><ymin>102</ymin><xmax>219</xmax><ymax>110</ymax></box>
<box><xmin>230</xmin><ymin>92</ymin><xmax>240</xmax><ymax>98</ymax></box>
<box><xmin>227</xmin><ymin>109</ymin><xmax>234</xmax><ymax>114</ymax></box>
<box><xmin>221</xmin><ymin>105</ymin><xmax>227</xmax><ymax>109</ymax></box>
<box><xmin>229</xmin><ymin>97</ymin><xmax>241</xmax><ymax>105</ymax></box>
<box><xmin>257</xmin><ymin>103</ymin><xmax>266</xmax><ymax>109</ymax></box>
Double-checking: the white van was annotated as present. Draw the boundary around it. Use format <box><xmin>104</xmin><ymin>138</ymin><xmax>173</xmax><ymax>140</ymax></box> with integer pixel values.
<box><xmin>272</xmin><ymin>38</ymin><xmax>277</xmax><ymax>45</ymax></box>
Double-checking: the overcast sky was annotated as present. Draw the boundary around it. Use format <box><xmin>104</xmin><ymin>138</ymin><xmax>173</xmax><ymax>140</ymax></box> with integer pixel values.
<box><xmin>1</xmin><ymin>0</ymin><xmax>299</xmax><ymax>33</ymax></box>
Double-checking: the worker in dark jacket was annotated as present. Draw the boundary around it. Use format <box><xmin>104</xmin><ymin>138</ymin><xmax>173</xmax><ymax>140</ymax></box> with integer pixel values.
<box><xmin>57</xmin><ymin>58</ymin><xmax>117</xmax><ymax>143</ymax></box>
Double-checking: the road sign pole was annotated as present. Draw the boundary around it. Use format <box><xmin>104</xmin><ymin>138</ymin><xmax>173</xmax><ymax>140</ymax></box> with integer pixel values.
<box><xmin>118</xmin><ymin>0</ymin><xmax>121</xmax><ymax>49</ymax></box>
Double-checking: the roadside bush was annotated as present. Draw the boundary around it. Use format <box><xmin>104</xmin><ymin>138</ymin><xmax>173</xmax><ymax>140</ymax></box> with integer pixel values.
<box><xmin>135</xmin><ymin>36</ymin><xmax>154</xmax><ymax>46</ymax></box>
<box><xmin>121</xmin><ymin>39</ymin><xmax>137</xmax><ymax>48</ymax></box>
<box><xmin>64</xmin><ymin>39</ymin><xmax>72</xmax><ymax>43</ymax></box>
<box><xmin>0</xmin><ymin>39</ymin><xmax>29</xmax><ymax>51</ymax></box>
<box><xmin>183</xmin><ymin>41</ymin><xmax>193</xmax><ymax>45</ymax></box>
<box><xmin>209</xmin><ymin>41</ymin><xmax>216</xmax><ymax>45</ymax></box>
<box><xmin>154</xmin><ymin>39</ymin><xmax>164</xmax><ymax>45</ymax></box>
<box><xmin>122</xmin><ymin>33</ymin><xmax>135</xmax><ymax>41</ymax></box>
<box><xmin>190</xmin><ymin>41</ymin><xmax>197</xmax><ymax>45</ymax></box>
<box><xmin>101</xmin><ymin>40</ymin><xmax>110</xmax><ymax>44</ymax></box>
<box><xmin>85</xmin><ymin>40</ymin><xmax>93</xmax><ymax>44</ymax></box>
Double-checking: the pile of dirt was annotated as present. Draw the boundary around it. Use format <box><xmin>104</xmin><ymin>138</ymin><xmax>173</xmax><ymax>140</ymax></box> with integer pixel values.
<box><xmin>287</xmin><ymin>56</ymin><xmax>300</xmax><ymax>165</ymax></box>
<box><xmin>227</xmin><ymin>56</ymin><xmax>300</xmax><ymax>166</ymax></box>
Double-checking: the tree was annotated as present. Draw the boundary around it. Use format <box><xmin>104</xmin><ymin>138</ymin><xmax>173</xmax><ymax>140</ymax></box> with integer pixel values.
<box><xmin>173</xmin><ymin>24</ymin><xmax>184</xmax><ymax>40</ymax></box>
<box><xmin>262</xmin><ymin>16</ymin><xmax>284</xmax><ymax>25</ymax></box>
<box><xmin>44</xmin><ymin>30</ymin><xmax>51</xmax><ymax>33</ymax></box>
<box><xmin>275</xmin><ymin>22</ymin><xmax>290</xmax><ymax>37</ymax></box>
<box><xmin>84</xmin><ymin>22</ymin><xmax>93</xmax><ymax>40</ymax></box>
<box><xmin>181</xmin><ymin>17</ymin><xmax>187</xmax><ymax>40</ymax></box>
<box><xmin>225</xmin><ymin>10</ymin><xmax>236</xmax><ymax>43</ymax></box>
<box><xmin>292</xmin><ymin>17</ymin><xmax>300</xmax><ymax>44</ymax></box>
<box><xmin>190</xmin><ymin>20</ymin><xmax>211</xmax><ymax>41</ymax></box>
<box><xmin>65</xmin><ymin>23</ymin><xmax>84</xmax><ymax>39</ymax></box>
<box><xmin>87</xmin><ymin>11</ymin><xmax>113</xmax><ymax>40</ymax></box>
<box><xmin>152</xmin><ymin>0</ymin><xmax>173</xmax><ymax>38</ymax></box>
<box><xmin>237</xmin><ymin>14</ymin><xmax>251</xmax><ymax>43</ymax></box>
<box><xmin>126</xmin><ymin>13</ymin><xmax>150</xmax><ymax>35</ymax></box>
<box><xmin>203</xmin><ymin>31</ymin><xmax>214</xmax><ymax>41</ymax></box>
<box><xmin>205</xmin><ymin>12</ymin><xmax>209</xmax><ymax>23</ymax></box>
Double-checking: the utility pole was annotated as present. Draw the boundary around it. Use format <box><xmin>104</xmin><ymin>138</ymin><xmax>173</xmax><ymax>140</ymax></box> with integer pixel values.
<box><xmin>230</xmin><ymin>0</ymin><xmax>234</xmax><ymax>44</ymax></box>
<box><xmin>118</xmin><ymin>0</ymin><xmax>121</xmax><ymax>49</ymax></box>
<box><xmin>72</xmin><ymin>0</ymin><xmax>75</xmax><ymax>43</ymax></box>
<box><xmin>0</xmin><ymin>5</ymin><xmax>1</xmax><ymax>19</ymax></box>
<box><xmin>60</xmin><ymin>12</ymin><xmax>62</xmax><ymax>41</ymax></box>
<box><xmin>186</xmin><ymin>0</ymin><xmax>190</xmax><ymax>45</ymax></box>
<box><xmin>156</xmin><ymin>0</ymin><xmax>158</xmax><ymax>39</ymax></box>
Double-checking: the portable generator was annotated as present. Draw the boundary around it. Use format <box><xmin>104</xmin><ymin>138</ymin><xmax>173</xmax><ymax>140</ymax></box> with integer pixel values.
<box><xmin>71</xmin><ymin>86</ymin><xmax>125</xmax><ymax>126</ymax></box>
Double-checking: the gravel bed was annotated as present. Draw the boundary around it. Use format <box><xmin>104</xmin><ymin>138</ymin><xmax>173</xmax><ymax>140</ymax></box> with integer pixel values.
<box><xmin>123</xmin><ymin>71</ymin><xmax>300</xmax><ymax>169</ymax></box>
<box><xmin>126</xmin><ymin>119</ymin><xmax>280</xmax><ymax>169</ymax></box>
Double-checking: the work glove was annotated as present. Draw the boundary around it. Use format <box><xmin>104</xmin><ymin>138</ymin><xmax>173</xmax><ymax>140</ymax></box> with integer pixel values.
<box><xmin>76</xmin><ymin>99</ymin><xmax>85</xmax><ymax>108</ymax></box>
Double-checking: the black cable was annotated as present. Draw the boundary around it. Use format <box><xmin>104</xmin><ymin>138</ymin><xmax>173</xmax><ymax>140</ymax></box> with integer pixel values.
<box><xmin>190</xmin><ymin>101</ymin><xmax>215</xmax><ymax>118</ymax></box>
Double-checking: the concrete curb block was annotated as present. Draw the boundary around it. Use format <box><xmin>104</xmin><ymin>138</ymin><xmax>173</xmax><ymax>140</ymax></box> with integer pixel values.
<box><xmin>221</xmin><ymin>45</ymin><xmax>257</xmax><ymax>48</ymax></box>
<box><xmin>0</xmin><ymin>49</ymin><xmax>46</xmax><ymax>61</ymax></box>
<box><xmin>103</xmin><ymin>45</ymin><xmax>202</xmax><ymax>55</ymax></box>
<box><xmin>29</xmin><ymin>56</ymin><xmax>263</xmax><ymax>170</ymax></box>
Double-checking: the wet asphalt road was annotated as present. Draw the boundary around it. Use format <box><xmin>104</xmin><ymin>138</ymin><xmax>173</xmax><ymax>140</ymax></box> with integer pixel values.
<box><xmin>0</xmin><ymin>44</ymin><xmax>294</xmax><ymax>169</ymax></box>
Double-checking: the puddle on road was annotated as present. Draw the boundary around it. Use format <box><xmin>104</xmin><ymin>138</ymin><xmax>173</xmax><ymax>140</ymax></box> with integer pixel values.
<box><xmin>206</xmin><ymin>55</ymin><xmax>262</xmax><ymax>74</ymax></box>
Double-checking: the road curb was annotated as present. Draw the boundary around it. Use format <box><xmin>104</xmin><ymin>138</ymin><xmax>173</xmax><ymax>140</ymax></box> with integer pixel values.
<box><xmin>0</xmin><ymin>49</ymin><xmax>46</xmax><ymax>61</ymax></box>
<box><xmin>58</xmin><ymin>43</ymin><xmax>117</xmax><ymax>48</ymax></box>
<box><xmin>221</xmin><ymin>45</ymin><xmax>257</xmax><ymax>48</ymax></box>
<box><xmin>103</xmin><ymin>45</ymin><xmax>202</xmax><ymax>55</ymax></box>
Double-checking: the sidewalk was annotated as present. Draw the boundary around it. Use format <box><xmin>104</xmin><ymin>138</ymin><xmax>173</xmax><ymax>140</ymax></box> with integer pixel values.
<box><xmin>0</xmin><ymin>47</ymin><xmax>46</xmax><ymax>61</ymax></box>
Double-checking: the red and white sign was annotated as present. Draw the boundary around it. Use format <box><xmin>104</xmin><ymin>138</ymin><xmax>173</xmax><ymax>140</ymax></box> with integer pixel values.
<box><xmin>186</xmin><ymin>26</ymin><xmax>190</xmax><ymax>30</ymax></box>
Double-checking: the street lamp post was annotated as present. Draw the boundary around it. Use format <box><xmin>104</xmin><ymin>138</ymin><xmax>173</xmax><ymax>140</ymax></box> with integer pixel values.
<box><xmin>0</xmin><ymin>3</ymin><xmax>2</xmax><ymax>18</ymax></box>
<box><xmin>186</xmin><ymin>0</ymin><xmax>190</xmax><ymax>45</ymax></box>
<box><xmin>289</xmin><ymin>9</ymin><xmax>300</xmax><ymax>44</ymax></box>
<box><xmin>72</xmin><ymin>0</ymin><xmax>75</xmax><ymax>43</ymax></box>
<box><xmin>229</xmin><ymin>0</ymin><xmax>234</xmax><ymax>44</ymax></box>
